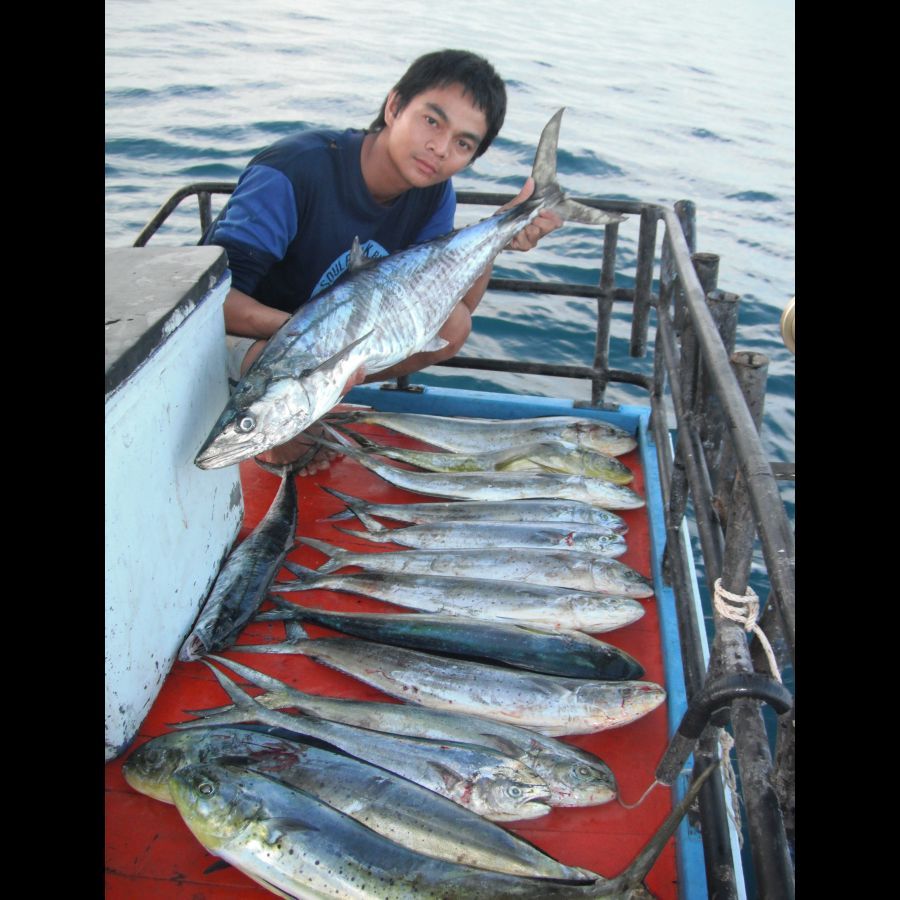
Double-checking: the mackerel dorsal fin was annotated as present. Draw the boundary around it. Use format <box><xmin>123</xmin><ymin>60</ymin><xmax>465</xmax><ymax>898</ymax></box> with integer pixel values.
<box><xmin>348</xmin><ymin>236</ymin><xmax>368</xmax><ymax>272</ymax></box>
<box><xmin>347</xmin><ymin>236</ymin><xmax>381</xmax><ymax>272</ymax></box>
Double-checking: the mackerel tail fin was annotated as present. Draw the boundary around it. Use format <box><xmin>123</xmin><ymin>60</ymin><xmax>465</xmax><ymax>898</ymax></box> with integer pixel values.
<box><xmin>532</xmin><ymin>107</ymin><xmax>626</xmax><ymax>227</ymax></box>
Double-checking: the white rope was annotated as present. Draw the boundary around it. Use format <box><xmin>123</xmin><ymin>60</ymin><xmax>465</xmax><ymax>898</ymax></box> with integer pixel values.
<box><xmin>718</xmin><ymin>729</ymin><xmax>744</xmax><ymax>849</ymax></box>
<box><xmin>713</xmin><ymin>578</ymin><xmax>782</xmax><ymax>684</ymax></box>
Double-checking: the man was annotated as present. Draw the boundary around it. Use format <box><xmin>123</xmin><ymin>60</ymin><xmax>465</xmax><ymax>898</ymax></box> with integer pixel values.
<box><xmin>207</xmin><ymin>49</ymin><xmax>561</xmax><ymax>470</ymax></box>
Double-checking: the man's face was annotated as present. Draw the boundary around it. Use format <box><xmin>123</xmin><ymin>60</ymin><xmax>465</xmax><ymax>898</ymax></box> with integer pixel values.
<box><xmin>383</xmin><ymin>83</ymin><xmax>488</xmax><ymax>189</ymax></box>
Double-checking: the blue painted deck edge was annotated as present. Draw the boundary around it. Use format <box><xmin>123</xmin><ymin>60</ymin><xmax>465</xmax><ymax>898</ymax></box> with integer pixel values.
<box><xmin>638</xmin><ymin>412</ymin><xmax>708</xmax><ymax>900</ymax></box>
<box><xmin>346</xmin><ymin>382</ymin><xmax>708</xmax><ymax>899</ymax></box>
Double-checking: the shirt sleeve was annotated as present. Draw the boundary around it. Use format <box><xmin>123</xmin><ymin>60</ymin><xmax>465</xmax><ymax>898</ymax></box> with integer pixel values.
<box><xmin>207</xmin><ymin>164</ymin><xmax>299</xmax><ymax>295</ymax></box>
<box><xmin>412</xmin><ymin>180</ymin><xmax>456</xmax><ymax>243</ymax></box>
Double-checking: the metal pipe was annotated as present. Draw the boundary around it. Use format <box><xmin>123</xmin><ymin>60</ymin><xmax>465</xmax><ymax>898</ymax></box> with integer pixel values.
<box><xmin>709</xmin><ymin>350</ymin><xmax>794</xmax><ymax>899</ymax></box>
<box><xmin>132</xmin><ymin>181</ymin><xmax>236</xmax><ymax>247</ymax></box>
<box><xmin>630</xmin><ymin>207</ymin><xmax>659</xmax><ymax>358</ymax></box>
<box><xmin>673</xmin><ymin>201</ymin><xmax>697</xmax><ymax>335</ymax></box>
<box><xmin>662</xmin><ymin>208</ymin><xmax>795</xmax><ymax>654</ymax></box>
<box><xmin>699</xmin><ymin>290</ymin><xmax>741</xmax><ymax>492</ymax></box>
<box><xmin>592</xmin><ymin>222</ymin><xmax>620</xmax><ymax>403</ymax></box>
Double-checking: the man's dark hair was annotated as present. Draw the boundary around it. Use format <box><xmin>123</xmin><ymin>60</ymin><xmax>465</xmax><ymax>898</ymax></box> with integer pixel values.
<box><xmin>369</xmin><ymin>50</ymin><xmax>507</xmax><ymax>160</ymax></box>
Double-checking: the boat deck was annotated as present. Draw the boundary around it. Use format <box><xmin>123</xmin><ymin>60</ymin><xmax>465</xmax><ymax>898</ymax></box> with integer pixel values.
<box><xmin>104</xmin><ymin>388</ymin><xmax>695</xmax><ymax>899</ymax></box>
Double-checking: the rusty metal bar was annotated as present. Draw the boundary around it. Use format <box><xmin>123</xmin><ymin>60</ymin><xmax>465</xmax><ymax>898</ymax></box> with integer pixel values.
<box><xmin>630</xmin><ymin>207</ymin><xmax>659</xmax><ymax>357</ymax></box>
<box><xmin>710</xmin><ymin>351</ymin><xmax>794</xmax><ymax>899</ymax></box>
<box><xmin>133</xmin><ymin>181</ymin><xmax>235</xmax><ymax>247</ymax></box>
<box><xmin>699</xmin><ymin>289</ymin><xmax>741</xmax><ymax>489</ymax></box>
<box><xmin>673</xmin><ymin>201</ymin><xmax>697</xmax><ymax>335</ymax></box>
<box><xmin>662</xmin><ymin>207</ymin><xmax>795</xmax><ymax>655</ymax></box>
<box><xmin>592</xmin><ymin>222</ymin><xmax>620</xmax><ymax>403</ymax></box>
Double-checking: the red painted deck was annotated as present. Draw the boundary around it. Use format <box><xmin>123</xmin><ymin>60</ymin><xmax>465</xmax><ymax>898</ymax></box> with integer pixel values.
<box><xmin>105</xmin><ymin>421</ymin><xmax>679</xmax><ymax>898</ymax></box>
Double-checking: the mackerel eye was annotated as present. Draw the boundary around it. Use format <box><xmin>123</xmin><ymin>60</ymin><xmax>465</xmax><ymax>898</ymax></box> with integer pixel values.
<box><xmin>236</xmin><ymin>415</ymin><xmax>256</xmax><ymax>433</ymax></box>
<box><xmin>198</xmin><ymin>781</ymin><xmax>216</xmax><ymax>796</ymax></box>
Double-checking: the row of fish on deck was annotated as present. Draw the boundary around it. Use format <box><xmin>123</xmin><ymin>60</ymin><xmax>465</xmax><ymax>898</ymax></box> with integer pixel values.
<box><xmin>123</xmin><ymin>408</ymin><xmax>702</xmax><ymax>898</ymax></box>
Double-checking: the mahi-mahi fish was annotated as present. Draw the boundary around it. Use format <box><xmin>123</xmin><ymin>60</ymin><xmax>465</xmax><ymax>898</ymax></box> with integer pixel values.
<box><xmin>253</xmin><ymin>597</ymin><xmax>644</xmax><ymax>679</ymax></box>
<box><xmin>321</xmin><ymin>487</ymin><xmax>630</xmax><ymax>533</ymax></box>
<box><xmin>234</xmin><ymin>636</ymin><xmax>665</xmax><ymax>736</ymax></box>
<box><xmin>124</xmin><ymin>725</ymin><xmax>590</xmax><ymax>880</ymax></box>
<box><xmin>194</xmin><ymin>109</ymin><xmax>625</xmax><ymax>469</ymax></box>
<box><xmin>168</xmin><ymin>758</ymin><xmax>717</xmax><ymax>898</ymax></box>
<box><xmin>183</xmin><ymin>654</ymin><xmax>620</xmax><ymax>808</ymax></box>
<box><xmin>177</xmin><ymin>659</ymin><xmax>553</xmax><ymax>821</ymax></box>
<box><xmin>336</xmin><ymin>427</ymin><xmax>635</xmax><ymax>483</ymax></box>
<box><xmin>297</xmin><ymin>536</ymin><xmax>654</xmax><ymax>597</ymax></box>
<box><xmin>329</xmin><ymin>409</ymin><xmax>638</xmax><ymax>457</ymax></box>
<box><xmin>274</xmin><ymin>564</ymin><xmax>645</xmax><ymax>633</ymax></box>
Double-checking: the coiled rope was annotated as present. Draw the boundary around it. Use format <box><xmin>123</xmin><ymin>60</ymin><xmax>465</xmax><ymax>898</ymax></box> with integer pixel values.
<box><xmin>712</xmin><ymin>578</ymin><xmax>782</xmax><ymax>683</ymax></box>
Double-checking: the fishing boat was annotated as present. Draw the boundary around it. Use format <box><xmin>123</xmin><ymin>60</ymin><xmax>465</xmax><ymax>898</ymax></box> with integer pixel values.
<box><xmin>105</xmin><ymin>182</ymin><xmax>795</xmax><ymax>899</ymax></box>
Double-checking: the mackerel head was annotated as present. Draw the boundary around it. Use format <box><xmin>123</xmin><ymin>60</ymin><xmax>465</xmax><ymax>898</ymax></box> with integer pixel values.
<box><xmin>195</xmin><ymin>109</ymin><xmax>625</xmax><ymax>469</ymax></box>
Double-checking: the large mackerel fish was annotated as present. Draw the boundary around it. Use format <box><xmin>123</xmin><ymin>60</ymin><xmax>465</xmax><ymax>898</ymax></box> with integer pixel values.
<box><xmin>194</xmin><ymin>109</ymin><xmax>625</xmax><ymax>469</ymax></box>
<box><xmin>178</xmin><ymin>466</ymin><xmax>299</xmax><ymax>661</ymax></box>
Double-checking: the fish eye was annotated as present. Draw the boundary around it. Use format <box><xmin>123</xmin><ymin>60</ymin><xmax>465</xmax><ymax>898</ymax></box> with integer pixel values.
<box><xmin>576</xmin><ymin>765</ymin><xmax>593</xmax><ymax>778</ymax></box>
<box><xmin>508</xmin><ymin>785</ymin><xmax>522</xmax><ymax>797</ymax></box>
<box><xmin>198</xmin><ymin>781</ymin><xmax>216</xmax><ymax>796</ymax></box>
<box><xmin>236</xmin><ymin>416</ymin><xmax>256</xmax><ymax>433</ymax></box>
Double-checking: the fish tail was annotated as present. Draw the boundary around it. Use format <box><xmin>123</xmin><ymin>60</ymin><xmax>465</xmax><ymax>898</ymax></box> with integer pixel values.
<box><xmin>280</xmin><ymin>559</ymin><xmax>321</xmax><ymax>584</ymax></box>
<box><xmin>531</xmin><ymin>108</ymin><xmax>625</xmax><ymax>226</ymax></box>
<box><xmin>319</xmin><ymin>486</ymin><xmax>369</xmax><ymax>520</ymax></box>
<box><xmin>333</xmin><ymin>525</ymin><xmax>384</xmax><ymax>543</ymax></box>
<box><xmin>207</xmin><ymin>654</ymin><xmax>305</xmax><ymax>694</ymax></box>
<box><xmin>295</xmin><ymin>536</ymin><xmax>351</xmax><ymax>573</ymax></box>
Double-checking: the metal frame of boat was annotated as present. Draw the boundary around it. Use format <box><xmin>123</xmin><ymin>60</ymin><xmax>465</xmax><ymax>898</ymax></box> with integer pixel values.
<box><xmin>132</xmin><ymin>182</ymin><xmax>796</xmax><ymax>899</ymax></box>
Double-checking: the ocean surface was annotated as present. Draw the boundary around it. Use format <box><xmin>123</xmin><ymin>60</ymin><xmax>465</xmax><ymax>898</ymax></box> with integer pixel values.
<box><xmin>105</xmin><ymin>0</ymin><xmax>794</xmax><ymax>550</ymax></box>
<box><xmin>106</xmin><ymin>0</ymin><xmax>794</xmax><ymax>888</ymax></box>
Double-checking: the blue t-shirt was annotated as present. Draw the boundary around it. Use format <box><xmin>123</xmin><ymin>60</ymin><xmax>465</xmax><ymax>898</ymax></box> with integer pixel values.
<box><xmin>207</xmin><ymin>128</ymin><xmax>456</xmax><ymax>314</ymax></box>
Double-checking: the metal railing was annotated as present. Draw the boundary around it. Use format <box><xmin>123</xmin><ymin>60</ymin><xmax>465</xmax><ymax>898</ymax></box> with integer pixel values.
<box><xmin>135</xmin><ymin>183</ymin><xmax>795</xmax><ymax>898</ymax></box>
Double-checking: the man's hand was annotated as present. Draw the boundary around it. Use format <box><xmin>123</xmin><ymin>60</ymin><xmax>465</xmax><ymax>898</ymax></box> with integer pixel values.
<box><xmin>500</xmin><ymin>177</ymin><xmax>563</xmax><ymax>252</ymax></box>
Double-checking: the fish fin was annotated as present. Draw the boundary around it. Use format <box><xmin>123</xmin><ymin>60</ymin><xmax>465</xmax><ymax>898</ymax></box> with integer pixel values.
<box><xmin>265</xmin><ymin>816</ymin><xmax>322</xmax><ymax>840</ymax></box>
<box><xmin>281</xmin><ymin>559</ymin><xmax>318</xmax><ymax>580</ymax></box>
<box><xmin>295</xmin><ymin>537</ymin><xmax>348</xmax><ymax>574</ymax></box>
<box><xmin>284</xmin><ymin>620</ymin><xmax>309</xmax><ymax>643</ymax></box>
<box><xmin>477</xmin><ymin>734</ymin><xmax>525</xmax><ymax>759</ymax></box>
<box><xmin>266</xmin><ymin>594</ymin><xmax>301</xmax><ymax>612</ymax></box>
<box><xmin>430</xmin><ymin>761</ymin><xmax>465</xmax><ymax>792</ymax></box>
<box><xmin>319</xmin><ymin>422</ymin><xmax>360</xmax><ymax>448</ymax></box>
<box><xmin>589</xmin><ymin>762</ymin><xmax>719</xmax><ymax>897</ymax></box>
<box><xmin>203</xmin><ymin>859</ymin><xmax>233</xmax><ymax>875</ymax></box>
<box><xmin>531</xmin><ymin>108</ymin><xmax>626</xmax><ymax>227</ymax></box>
<box><xmin>319</xmin><ymin>485</ymin><xmax>369</xmax><ymax>520</ymax></box>
<box><xmin>296</xmin><ymin>329</ymin><xmax>375</xmax><ymax>381</ymax></box>
<box><xmin>205</xmin><ymin>654</ymin><xmax>303</xmax><ymax>696</ymax></box>
<box><xmin>347</xmin><ymin>236</ymin><xmax>379</xmax><ymax>272</ymax></box>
